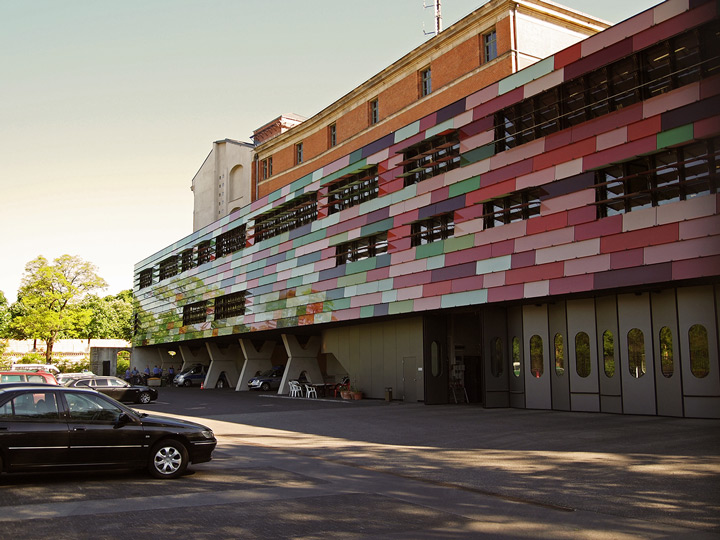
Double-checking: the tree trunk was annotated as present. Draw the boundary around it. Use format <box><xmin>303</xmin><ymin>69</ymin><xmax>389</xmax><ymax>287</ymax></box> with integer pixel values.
<box><xmin>45</xmin><ymin>338</ymin><xmax>54</xmax><ymax>363</ymax></box>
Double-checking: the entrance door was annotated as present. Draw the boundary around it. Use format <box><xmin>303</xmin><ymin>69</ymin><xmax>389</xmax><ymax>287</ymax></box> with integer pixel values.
<box><xmin>618</xmin><ymin>293</ymin><xmax>656</xmax><ymax>415</ymax></box>
<box><xmin>523</xmin><ymin>304</ymin><xmax>551</xmax><ymax>409</ymax></box>
<box><xmin>567</xmin><ymin>298</ymin><xmax>600</xmax><ymax>412</ymax></box>
<box><xmin>402</xmin><ymin>356</ymin><xmax>421</xmax><ymax>402</ymax></box>
<box><xmin>651</xmin><ymin>290</ymin><xmax>683</xmax><ymax>417</ymax></box>
<box><xmin>424</xmin><ymin>315</ymin><xmax>449</xmax><ymax>404</ymax></box>
<box><xmin>677</xmin><ymin>286</ymin><xmax>720</xmax><ymax>418</ymax></box>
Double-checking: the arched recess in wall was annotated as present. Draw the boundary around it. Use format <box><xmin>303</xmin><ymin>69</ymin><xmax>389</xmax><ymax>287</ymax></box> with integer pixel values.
<box><xmin>228</xmin><ymin>164</ymin><xmax>244</xmax><ymax>202</ymax></box>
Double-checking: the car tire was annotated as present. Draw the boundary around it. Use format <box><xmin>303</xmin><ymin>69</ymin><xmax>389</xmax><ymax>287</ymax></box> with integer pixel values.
<box><xmin>260</xmin><ymin>382</ymin><xmax>270</xmax><ymax>391</ymax></box>
<box><xmin>148</xmin><ymin>439</ymin><xmax>189</xmax><ymax>479</ymax></box>
<box><xmin>183</xmin><ymin>379</ymin><xmax>192</xmax><ymax>387</ymax></box>
<box><xmin>138</xmin><ymin>392</ymin><xmax>152</xmax><ymax>404</ymax></box>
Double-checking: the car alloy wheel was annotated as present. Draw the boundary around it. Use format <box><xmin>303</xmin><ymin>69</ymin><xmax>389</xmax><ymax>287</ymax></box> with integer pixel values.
<box><xmin>149</xmin><ymin>439</ymin><xmax>189</xmax><ymax>479</ymax></box>
<box><xmin>261</xmin><ymin>382</ymin><xmax>270</xmax><ymax>391</ymax></box>
<box><xmin>183</xmin><ymin>379</ymin><xmax>192</xmax><ymax>387</ymax></box>
<box><xmin>139</xmin><ymin>392</ymin><xmax>152</xmax><ymax>404</ymax></box>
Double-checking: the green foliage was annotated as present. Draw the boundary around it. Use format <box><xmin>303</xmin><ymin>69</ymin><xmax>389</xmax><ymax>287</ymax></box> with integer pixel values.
<box><xmin>0</xmin><ymin>291</ymin><xmax>10</xmax><ymax>338</ymax></box>
<box><xmin>10</xmin><ymin>255</ymin><xmax>107</xmax><ymax>362</ymax></box>
<box><xmin>54</xmin><ymin>356</ymin><xmax>91</xmax><ymax>373</ymax></box>
<box><xmin>64</xmin><ymin>290</ymin><xmax>134</xmax><ymax>341</ymax></box>
<box><xmin>116</xmin><ymin>351</ymin><xmax>131</xmax><ymax>374</ymax></box>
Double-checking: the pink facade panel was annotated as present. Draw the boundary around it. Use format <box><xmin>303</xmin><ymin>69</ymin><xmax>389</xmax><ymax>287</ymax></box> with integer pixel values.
<box><xmin>564</xmin><ymin>254</ymin><xmax>611</xmax><ymax>276</ymax></box>
<box><xmin>583</xmin><ymin>136</ymin><xmax>657</xmax><ymax>171</ymax></box>
<box><xmin>600</xmin><ymin>224</ymin><xmax>679</xmax><ymax>253</ymax></box>
<box><xmin>678</xmin><ymin>214</ymin><xmax>720</xmax><ymax>241</ymax></box>
<box><xmin>644</xmin><ymin>236</ymin><xmax>720</xmax><ymax>265</ymax></box>
<box><xmin>549</xmin><ymin>274</ymin><xmax>594</xmax><ymax>295</ymax></box>
<box><xmin>582</xmin><ymin>12</ymin><xmax>653</xmax><ymax>56</ymax></box>
<box><xmin>672</xmin><ymin>254</ymin><xmax>720</xmax><ymax>280</ymax></box>
<box><xmin>451</xmin><ymin>275</ymin><xmax>484</xmax><ymax>293</ymax></box>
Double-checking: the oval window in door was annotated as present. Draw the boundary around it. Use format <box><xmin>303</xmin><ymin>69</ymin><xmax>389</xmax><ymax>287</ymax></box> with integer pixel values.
<box><xmin>431</xmin><ymin>341</ymin><xmax>441</xmax><ymax>377</ymax></box>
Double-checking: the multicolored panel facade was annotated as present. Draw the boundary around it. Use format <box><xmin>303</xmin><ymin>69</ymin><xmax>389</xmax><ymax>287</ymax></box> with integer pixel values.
<box><xmin>134</xmin><ymin>0</ymin><xmax>720</xmax><ymax>349</ymax></box>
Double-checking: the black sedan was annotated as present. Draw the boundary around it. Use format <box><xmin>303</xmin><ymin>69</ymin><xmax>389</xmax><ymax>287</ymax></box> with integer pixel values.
<box><xmin>0</xmin><ymin>385</ymin><xmax>216</xmax><ymax>479</ymax></box>
<box><xmin>64</xmin><ymin>376</ymin><xmax>158</xmax><ymax>404</ymax></box>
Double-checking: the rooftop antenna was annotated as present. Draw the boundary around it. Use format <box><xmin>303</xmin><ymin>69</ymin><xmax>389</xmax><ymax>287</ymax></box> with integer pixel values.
<box><xmin>423</xmin><ymin>0</ymin><xmax>442</xmax><ymax>36</ymax></box>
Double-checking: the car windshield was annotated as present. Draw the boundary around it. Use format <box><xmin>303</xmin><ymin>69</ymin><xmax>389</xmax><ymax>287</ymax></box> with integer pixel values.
<box><xmin>258</xmin><ymin>369</ymin><xmax>278</xmax><ymax>377</ymax></box>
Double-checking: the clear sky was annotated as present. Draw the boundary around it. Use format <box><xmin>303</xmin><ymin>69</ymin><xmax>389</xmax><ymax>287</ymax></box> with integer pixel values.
<box><xmin>0</xmin><ymin>0</ymin><xmax>661</xmax><ymax>303</ymax></box>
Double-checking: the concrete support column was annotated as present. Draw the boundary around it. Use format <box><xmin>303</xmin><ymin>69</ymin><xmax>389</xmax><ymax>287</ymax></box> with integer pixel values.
<box><xmin>206</xmin><ymin>342</ymin><xmax>243</xmax><ymax>389</ymax></box>
<box><xmin>238</xmin><ymin>340</ymin><xmax>276</xmax><ymax>392</ymax></box>
<box><xmin>280</xmin><ymin>334</ymin><xmax>322</xmax><ymax>394</ymax></box>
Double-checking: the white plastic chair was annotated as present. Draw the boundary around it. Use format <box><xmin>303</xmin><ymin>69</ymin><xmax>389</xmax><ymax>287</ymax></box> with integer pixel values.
<box><xmin>305</xmin><ymin>384</ymin><xmax>317</xmax><ymax>399</ymax></box>
<box><xmin>289</xmin><ymin>381</ymin><xmax>303</xmax><ymax>397</ymax></box>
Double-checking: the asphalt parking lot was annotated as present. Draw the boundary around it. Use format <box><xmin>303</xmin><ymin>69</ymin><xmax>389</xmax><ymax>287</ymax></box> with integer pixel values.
<box><xmin>1</xmin><ymin>386</ymin><xmax>719</xmax><ymax>539</ymax></box>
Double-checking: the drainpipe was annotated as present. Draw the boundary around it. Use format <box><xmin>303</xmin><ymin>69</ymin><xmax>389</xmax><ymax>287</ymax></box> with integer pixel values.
<box><xmin>254</xmin><ymin>153</ymin><xmax>259</xmax><ymax>202</ymax></box>
<box><xmin>512</xmin><ymin>2</ymin><xmax>519</xmax><ymax>73</ymax></box>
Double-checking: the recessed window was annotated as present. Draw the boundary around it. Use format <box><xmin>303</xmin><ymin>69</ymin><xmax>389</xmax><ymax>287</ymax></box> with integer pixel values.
<box><xmin>512</xmin><ymin>336</ymin><xmax>521</xmax><ymax>377</ymax></box>
<box><xmin>369</xmin><ymin>98</ymin><xmax>379</xmax><ymax>125</ymax></box>
<box><xmin>595</xmin><ymin>138</ymin><xmax>718</xmax><ymax>218</ymax></box>
<box><xmin>575</xmin><ymin>332</ymin><xmax>591</xmax><ymax>378</ymax></box>
<box><xmin>554</xmin><ymin>334</ymin><xmax>564</xmax><ymax>376</ymax></box>
<box><xmin>410</xmin><ymin>213</ymin><xmax>454</xmax><ymax>246</ymax></box>
<box><xmin>399</xmin><ymin>131</ymin><xmax>461</xmax><ymax>187</ymax></box>
<box><xmin>254</xmin><ymin>192</ymin><xmax>317</xmax><ymax>243</ymax></box>
<box><xmin>197</xmin><ymin>241</ymin><xmax>213</xmax><ymax>265</ymax></box>
<box><xmin>628</xmin><ymin>328</ymin><xmax>646</xmax><ymax>378</ymax></box>
<box><xmin>180</xmin><ymin>249</ymin><xmax>194</xmax><ymax>272</ymax></box>
<box><xmin>603</xmin><ymin>330</ymin><xmax>615</xmax><ymax>378</ymax></box>
<box><xmin>139</xmin><ymin>269</ymin><xmax>153</xmax><ymax>289</ymax></box>
<box><xmin>295</xmin><ymin>143</ymin><xmax>304</xmax><ymax>165</ymax></box>
<box><xmin>261</xmin><ymin>157</ymin><xmax>273</xmax><ymax>180</ymax></box>
<box><xmin>491</xmin><ymin>337</ymin><xmax>503</xmax><ymax>377</ymax></box>
<box><xmin>530</xmin><ymin>335</ymin><xmax>544</xmax><ymax>378</ymax></box>
<box><xmin>214</xmin><ymin>291</ymin><xmax>246</xmax><ymax>320</ymax></box>
<box><xmin>659</xmin><ymin>326</ymin><xmax>674</xmax><ymax>378</ymax></box>
<box><xmin>493</xmin><ymin>22</ymin><xmax>717</xmax><ymax>154</ymax></box>
<box><xmin>484</xmin><ymin>29</ymin><xmax>497</xmax><ymax>62</ymax></box>
<box><xmin>328</xmin><ymin>124</ymin><xmax>337</xmax><ymax>148</ymax></box>
<box><xmin>689</xmin><ymin>324</ymin><xmax>710</xmax><ymax>378</ymax></box>
<box><xmin>420</xmin><ymin>67</ymin><xmax>432</xmax><ymax>97</ymax></box>
<box><xmin>326</xmin><ymin>166</ymin><xmax>379</xmax><ymax>214</ymax></box>
<box><xmin>182</xmin><ymin>301</ymin><xmax>207</xmax><ymax>326</ymax></box>
<box><xmin>335</xmin><ymin>233</ymin><xmax>388</xmax><ymax>266</ymax></box>
<box><xmin>159</xmin><ymin>256</ymin><xmax>178</xmax><ymax>281</ymax></box>
<box><xmin>215</xmin><ymin>225</ymin><xmax>246</xmax><ymax>258</ymax></box>
<box><xmin>483</xmin><ymin>188</ymin><xmax>541</xmax><ymax>229</ymax></box>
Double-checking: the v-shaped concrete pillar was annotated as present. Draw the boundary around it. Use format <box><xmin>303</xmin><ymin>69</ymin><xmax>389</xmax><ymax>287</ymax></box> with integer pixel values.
<box><xmin>279</xmin><ymin>334</ymin><xmax>323</xmax><ymax>394</ymax></box>
<box><xmin>206</xmin><ymin>342</ymin><xmax>242</xmax><ymax>389</ymax></box>
<box><xmin>238</xmin><ymin>339</ymin><xmax>277</xmax><ymax>392</ymax></box>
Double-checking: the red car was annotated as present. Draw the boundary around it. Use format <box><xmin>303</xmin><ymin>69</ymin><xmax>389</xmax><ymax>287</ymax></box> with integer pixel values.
<box><xmin>0</xmin><ymin>371</ymin><xmax>58</xmax><ymax>385</ymax></box>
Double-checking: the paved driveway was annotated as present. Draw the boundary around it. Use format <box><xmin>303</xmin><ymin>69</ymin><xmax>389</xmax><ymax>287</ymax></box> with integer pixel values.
<box><xmin>1</xmin><ymin>386</ymin><xmax>718</xmax><ymax>539</ymax></box>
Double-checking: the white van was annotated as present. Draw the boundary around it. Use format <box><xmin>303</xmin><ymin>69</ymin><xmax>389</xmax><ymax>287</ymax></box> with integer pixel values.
<box><xmin>10</xmin><ymin>363</ymin><xmax>61</xmax><ymax>374</ymax></box>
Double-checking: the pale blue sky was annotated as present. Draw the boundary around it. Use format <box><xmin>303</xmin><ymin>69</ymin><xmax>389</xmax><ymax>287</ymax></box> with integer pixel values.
<box><xmin>0</xmin><ymin>0</ymin><xmax>660</xmax><ymax>302</ymax></box>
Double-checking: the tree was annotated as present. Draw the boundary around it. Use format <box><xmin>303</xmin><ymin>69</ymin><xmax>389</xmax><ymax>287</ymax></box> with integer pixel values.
<box><xmin>67</xmin><ymin>290</ymin><xmax>134</xmax><ymax>342</ymax></box>
<box><xmin>11</xmin><ymin>255</ymin><xmax>107</xmax><ymax>362</ymax></box>
<box><xmin>0</xmin><ymin>290</ymin><xmax>10</xmax><ymax>338</ymax></box>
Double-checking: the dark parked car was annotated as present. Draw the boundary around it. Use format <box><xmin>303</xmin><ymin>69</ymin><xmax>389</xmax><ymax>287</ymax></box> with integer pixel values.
<box><xmin>173</xmin><ymin>364</ymin><xmax>208</xmax><ymax>387</ymax></box>
<box><xmin>64</xmin><ymin>376</ymin><xmax>158</xmax><ymax>404</ymax></box>
<box><xmin>0</xmin><ymin>385</ymin><xmax>216</xmax><ymax>479</ymax></box>
<box><xmin>247</xmin><ymin>366</ymin><xmax>285</xmax><ymax>391</ymax></box>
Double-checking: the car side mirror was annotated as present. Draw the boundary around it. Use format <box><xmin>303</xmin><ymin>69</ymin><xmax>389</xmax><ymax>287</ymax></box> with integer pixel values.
<box><xmin>114</xmin><ymin>412</ymin><xmax>131</xmax><ymax>428</ymax></box>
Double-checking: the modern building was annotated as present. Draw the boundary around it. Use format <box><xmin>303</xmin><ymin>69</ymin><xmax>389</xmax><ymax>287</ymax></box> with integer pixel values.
<box><xmin>133</xmin><ymin>0</ymin><xmax>720</xmax><ymax>418</ymax></box>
